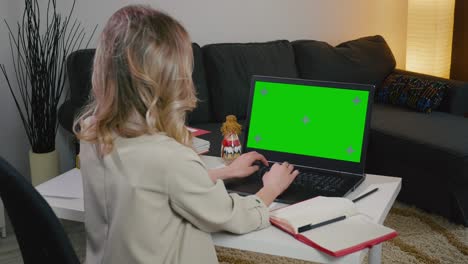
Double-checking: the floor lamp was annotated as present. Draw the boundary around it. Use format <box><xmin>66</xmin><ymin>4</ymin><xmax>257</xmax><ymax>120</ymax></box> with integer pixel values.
<box><xmin>406</xmin><ymin>0</ymin><xmax>456</xmax><ymax>78</ymax></box>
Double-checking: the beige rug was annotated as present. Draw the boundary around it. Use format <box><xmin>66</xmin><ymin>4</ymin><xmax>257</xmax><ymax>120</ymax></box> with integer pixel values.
<box><xmin>215</xmin><ymin>202</ymin><xmax>468</xmax><ymax>264</ymax></box>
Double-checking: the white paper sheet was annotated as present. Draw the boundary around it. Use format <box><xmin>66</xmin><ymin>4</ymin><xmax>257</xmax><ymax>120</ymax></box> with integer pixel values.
<box><xmin>36</xmin><ymin>168</ymin><xmax>83</xmax><ymax>199</ymax></box>
<box><xmin>200</xmin><ymin>155</ymin><xmax>226</xmax><ymax>169</ymax></box>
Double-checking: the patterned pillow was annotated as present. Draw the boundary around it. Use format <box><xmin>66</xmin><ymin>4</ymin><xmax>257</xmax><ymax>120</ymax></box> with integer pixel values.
<box><xmin>376</xmin><ymin>74</ymin><xmax>449</xmax><ymax>113</ymax></box>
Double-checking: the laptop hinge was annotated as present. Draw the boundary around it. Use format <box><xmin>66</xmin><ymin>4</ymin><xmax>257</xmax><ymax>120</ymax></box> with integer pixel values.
<box><xmin>267</xmin><ymin>161</ymin><xmax>364</xmax><ymax>177</ymax></box>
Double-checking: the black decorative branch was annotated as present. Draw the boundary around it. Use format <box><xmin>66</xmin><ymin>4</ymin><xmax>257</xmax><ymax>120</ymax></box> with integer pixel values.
<box><xmin>1</xmin><ymin>0</ymin><xmax>97</xmax><ymax>153</ymax></box>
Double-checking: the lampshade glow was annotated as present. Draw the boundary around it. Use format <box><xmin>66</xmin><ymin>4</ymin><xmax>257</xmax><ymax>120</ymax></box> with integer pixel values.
<box><xmin>406</xmin><ymin>0</ymin><xmax>455</xmax><ymax>78</ymax></box>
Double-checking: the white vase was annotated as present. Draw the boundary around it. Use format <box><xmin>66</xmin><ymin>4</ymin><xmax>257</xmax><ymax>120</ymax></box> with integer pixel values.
<box><xmin>29</xmin><ymin>149</ymin><xmax>59</xmax><ymax>186</ymax></box>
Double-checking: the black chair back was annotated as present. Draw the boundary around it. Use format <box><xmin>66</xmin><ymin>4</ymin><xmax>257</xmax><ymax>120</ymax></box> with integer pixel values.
<box><xmin>0</xmin><ymin>157</ymin><xmax>80</xmax><ymax>264</ymax></box>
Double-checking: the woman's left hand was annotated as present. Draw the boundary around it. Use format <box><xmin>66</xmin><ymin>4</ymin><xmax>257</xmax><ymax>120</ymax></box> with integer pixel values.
<box><xmin>208</xmin><ymin>151</ymin><xmax>269</xmax><ymax>182</ymax></box>
<box><xmin>225</xmin><ymin>151</ymin><xmax>269</xmax><ymax>179</ymax></box>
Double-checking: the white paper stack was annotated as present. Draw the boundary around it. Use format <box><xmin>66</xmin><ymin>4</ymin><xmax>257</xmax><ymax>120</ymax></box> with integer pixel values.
<box><xmin>193</xmin><ymin>137</ymin><xmax>210</xmax><ymax>154</ymax></box>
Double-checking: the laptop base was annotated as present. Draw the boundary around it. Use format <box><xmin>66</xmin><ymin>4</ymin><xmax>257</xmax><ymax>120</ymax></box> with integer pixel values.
<box><xmin>225</xmin><ymin>173</ymin><xmax>365</xmax><ymax>204</ymax></box>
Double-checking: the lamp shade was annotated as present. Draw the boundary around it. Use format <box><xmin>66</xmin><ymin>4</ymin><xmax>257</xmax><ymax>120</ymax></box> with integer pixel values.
<box><xmin>406</xmin><ymin>0</ymin><xmax>455</xmax><ymax>78</ymax></box>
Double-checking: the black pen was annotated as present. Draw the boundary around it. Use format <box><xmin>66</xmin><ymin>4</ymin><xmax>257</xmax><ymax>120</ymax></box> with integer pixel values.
<box><xmin>352</xmin><ymin>187</ymin><xmax>379</xmax><ymax>203</ymax></box>
<box><xmin>298</xmin><ymin>215</ymin><xmax>346</xmax><ymax>233</ymax></box>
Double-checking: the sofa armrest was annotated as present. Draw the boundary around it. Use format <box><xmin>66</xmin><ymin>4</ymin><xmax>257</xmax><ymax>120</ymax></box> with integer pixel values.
<box><xmin>393</xmin><ymin>69</ymin><xmax>468</xmax><ymax>116</ymax></box>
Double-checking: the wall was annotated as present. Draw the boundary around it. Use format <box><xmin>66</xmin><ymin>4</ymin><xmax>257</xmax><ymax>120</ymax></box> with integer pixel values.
<box><xmin>65</xmin><ymin>0</ymin><xmax>408</xmax><ymax>66</ymax></box>
<box><xmin>0</xmin><ymin>0</ymin><xmax>408</xmax><ymax>177</ymax></box>
<box><xmin>0</xmin><ymin>1</ymin><xmax>31</xmax><ymax>177</ymax></box>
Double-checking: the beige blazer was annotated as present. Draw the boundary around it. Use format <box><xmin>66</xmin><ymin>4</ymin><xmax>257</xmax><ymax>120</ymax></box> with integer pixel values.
<box><xmin>80</xmin><ymin>133</ymin><xmax>270</xmax><ymax>264</ymax></box>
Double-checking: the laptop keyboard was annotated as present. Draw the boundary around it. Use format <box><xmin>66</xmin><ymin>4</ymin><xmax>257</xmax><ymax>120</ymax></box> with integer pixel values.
<box><xmin>255</xmin><ymin>165</ymin><xmax>349</xmax><ymax>195</ymax></box>
<box><xmin>293</xmin><ymin>172</ymin><xmax>345</xmax><ymax>193</ymax></box>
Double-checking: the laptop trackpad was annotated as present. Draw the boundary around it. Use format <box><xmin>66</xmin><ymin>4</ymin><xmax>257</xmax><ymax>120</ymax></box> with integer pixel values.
<box><xmin>225</xmin><ymin>178</ymin><xmax>319</xmax><ymax>204</ymax></box>
<box><xmin>224</xmin><ymin>178</ymin><xmax>263</xmax><ymax>196</ymax></box>
<box><xmin>276</xmin><ymin>187</ymin><xmax>319</xmax><ymax>204</ymax></box>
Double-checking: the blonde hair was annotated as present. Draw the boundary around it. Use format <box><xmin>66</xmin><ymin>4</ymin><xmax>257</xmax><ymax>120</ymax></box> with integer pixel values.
<box><xmin>74</xmin><ymin>5</ymin><xmax>197</xmax><ymax>155</ymax></box>
<box><xmin>220</xmin><ymin>115</ymin><xmax>242</xmax><ymax>136</ymax></box>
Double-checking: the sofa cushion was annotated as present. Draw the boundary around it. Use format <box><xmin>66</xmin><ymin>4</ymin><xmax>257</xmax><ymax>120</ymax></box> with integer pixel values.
<box><xmin>66</xmin><ymin>49</ymin><xmax>95</xmax><ymax>107</ymax></box>
<box><xmin>367</xmin><ymin>104</ymin><xmax>468</xmax><ymax>224</ymax></box>
<box><xmin>376</xmin><ymin>73</ymin><xmax>449</xmax><ymax>113</ymax></box>
<box><xmin>59</xmin><ymin>49</ymin><xmax>95</xmax><ymax>133</ymax></box>
<box><xmin>202</xmin><ymin>40</ymin><xmax>298</xmax><ymax>122</ymax></box>
<box><xmin>370</xmin><ymin>104</ymin><xmax>468</xmax><ymax>156</ymax></box>
<box><xmin>393</xmin><ymin>69</ymin><xmax>468</xmax><ymax>117</ymax></box>
<box><xmin>187</xmin><ymin>43</ymin><xmax>212</xmax><ymax>124</ymax></box>
<box><xmin>60</xmin><ymin>44</ymin><xmax>211</xmax><ymax>133</ymax></box>
<box><xmin>293</xmin><ymin>35</ymin><xmax>396</xmax><ymax>87</ymax></box>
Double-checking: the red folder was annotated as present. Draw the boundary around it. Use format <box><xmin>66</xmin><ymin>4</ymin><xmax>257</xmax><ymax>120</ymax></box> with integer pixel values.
<box><xmin>187</xmin><ymin>126</ymin><xmax>211</xmax><ymax>137</ymax></box>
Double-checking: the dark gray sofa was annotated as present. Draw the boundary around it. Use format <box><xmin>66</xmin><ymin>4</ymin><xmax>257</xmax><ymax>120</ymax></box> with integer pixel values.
<box><xmin>59</xmin><ymin>36</ymin><xmax>468</xmax><ymax>225</ymax></box>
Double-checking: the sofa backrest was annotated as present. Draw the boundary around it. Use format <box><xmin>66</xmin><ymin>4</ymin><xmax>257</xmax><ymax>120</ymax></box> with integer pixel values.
<box><xmin>202</xmin><ymin>40</ymin><xmax>298</xmax><ymax>122</ymax></box>
<box><xmin>64</xmin><ymin>36</ymin><xmax>400</xmax><ymax>128</ymax></box>
<box><xmin>66</xmin><ymin>49</ymin><xmax>95</xmax><ymax>108</ymax></box>
<box><xmin>292</xmin><ymin>35</ymin><xmax>396</xmax><ymax>88</ymax></box>
<box><xmin>64</xmin><ymin>43</ymin><xmax>211</xmax><ymax>125</ymax></box>
<box><xmin>187</xmin><ymin>43</ymin><xmax>212</xmax><ymax>124</ymax></box>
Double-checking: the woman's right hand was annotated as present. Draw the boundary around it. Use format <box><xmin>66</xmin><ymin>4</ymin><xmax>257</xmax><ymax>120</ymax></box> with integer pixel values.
<box><xmin>255</xmin><ymin>162</ymin><xmax>299</xmax><ymax>206</ymax></box>
<box><xmin>263</xmin><ymin>162</ymin><xmax>299</xmax><ymax>195</ymax></box>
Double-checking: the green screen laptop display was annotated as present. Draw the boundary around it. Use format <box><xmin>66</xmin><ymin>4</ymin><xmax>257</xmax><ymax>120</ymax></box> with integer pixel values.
<box><xmin>246</xmin><ymin>80</ymin><xmax>370</xmax><ymax>163</ymax></box>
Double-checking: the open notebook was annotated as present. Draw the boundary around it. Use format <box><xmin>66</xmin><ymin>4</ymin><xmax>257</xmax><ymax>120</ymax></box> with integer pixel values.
<box><xmin>270</xmin><ymin>196</ymin><xmax>397</xmax><ymax>257</ymax></box>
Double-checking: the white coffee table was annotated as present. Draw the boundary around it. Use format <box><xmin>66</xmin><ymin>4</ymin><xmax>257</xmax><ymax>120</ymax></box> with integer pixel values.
<box><xmin>36</xmin><ymin>155</ymin><xmax>401</xmax><ymax>264</ymax></box>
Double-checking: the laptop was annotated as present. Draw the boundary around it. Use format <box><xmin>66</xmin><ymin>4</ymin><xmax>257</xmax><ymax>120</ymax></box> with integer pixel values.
<box><xmin>225</xmin><ymin>75</ymin><xmax>375</xmax><ymax>204</ymax></box>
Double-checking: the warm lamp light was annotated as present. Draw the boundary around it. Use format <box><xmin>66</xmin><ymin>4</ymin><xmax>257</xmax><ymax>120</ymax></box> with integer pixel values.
<box><xmin>406</xmin><ymin>0</ymin><xmax>455</xmax><ymax>78</ymax></box>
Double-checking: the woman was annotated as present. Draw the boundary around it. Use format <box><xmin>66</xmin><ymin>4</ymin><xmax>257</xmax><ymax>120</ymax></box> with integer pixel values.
<box><xmin>74</xmin><ymin>5</ymin><xmax>298</xmax><ymax>264</ymax></box>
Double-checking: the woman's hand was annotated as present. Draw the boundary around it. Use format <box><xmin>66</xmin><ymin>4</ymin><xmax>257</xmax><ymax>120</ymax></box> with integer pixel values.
<box><xmin>208</xmin><ymin>151</ymin><xmax>268</xmax><ymax>182</ymax></box>
<box><xmin>262</xmin><ymin>162</ymin><xmax>299</xmax><ymax>195</ymax></box>
<box><xmin>226</xmin><ymin>151</ymin><xmax>269</xmax><ymax>179</ymax></box>
<box><xmin>256</xmin><ymin>162</ymin><xmax>299</xmax><ymax>206</ymax></box>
